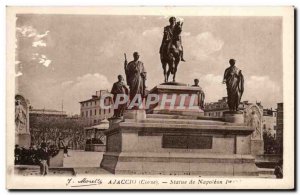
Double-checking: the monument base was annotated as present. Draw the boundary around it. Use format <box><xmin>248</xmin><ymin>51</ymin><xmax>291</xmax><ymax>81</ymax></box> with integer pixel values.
<box><xmin>15</xmin><ymin>134</ymin><xmax>31</xmax><ymax>148</ymax></box>
<box><xmin>101</xmin><ymin>152</ymin><xmax>258</xmax><ymax>176</ymax></box>
<box><xmin>100</xmin><ymin>114</ymin><xmax>258</xmax><ymax>176</ymax></box>
<box><xmin>251</xmin><ymin>140</ymin><xmax>264</xmax><ymax>156</ymax></box>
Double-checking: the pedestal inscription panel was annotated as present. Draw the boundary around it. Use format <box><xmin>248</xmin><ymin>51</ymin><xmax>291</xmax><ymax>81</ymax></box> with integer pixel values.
<box><xmin>162</xmin><ymin>135</ymin><xmax>212</xmax><ymax>149</ymax></box>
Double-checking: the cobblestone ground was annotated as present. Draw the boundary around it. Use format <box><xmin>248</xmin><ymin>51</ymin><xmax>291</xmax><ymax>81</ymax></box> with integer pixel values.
<box><xmin>63</xmin><ymin>150</ymin><xmax>104</xmax><ymax>168</ymax></box>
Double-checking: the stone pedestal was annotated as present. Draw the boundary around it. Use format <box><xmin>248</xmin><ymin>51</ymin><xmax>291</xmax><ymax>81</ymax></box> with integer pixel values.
<box><xmin>100</xmin><ymin>115</ymin><xmax>258</xmax><ymax>176</ymax></box>
<box><xmin>147</xmin><ymin>83</ymin><xmax>204</xmax><ymax>116</ymax></box>
<box><xmin>15</xmin><ymin>134</ymin><xmax>31</xmax><ymax>148</ymax></box>
<box><xmin>251</xmin><ymin>140</ymin><xmax>264</xmax><ymax>155</ymax></box>
<box><xmin>123</xmin><ymin>109</ymin><xmax>146</xmax><ymax>121</ymax></box>
<box><xmin>224</xmin><ymin>111</ymin><xmax>244</xmax><ymax>124</ymax></box>
<box><xmin>100</xmin><ymin>83</ymin><xmax>258</xmax><ymax>176</ymax></box>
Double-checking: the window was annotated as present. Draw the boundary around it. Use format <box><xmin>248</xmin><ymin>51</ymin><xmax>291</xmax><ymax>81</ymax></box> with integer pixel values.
<box><xmin>104</xmin><ymin>109</ymin><xmax>106</xmax><ymax>114</ymax></box>
<box><xmin>86</xmin><ymin>111</ymin><xmax>88</xmax><ymax>117</ymax></box>
<box><xmin>95</xmin><ymin>101</ymin><xmax>97</xmax><ymax>105</ymax></box>
<box><xmin>90</xmin><ymin>110</ymin><xmax>92</xmax><ymax>116</ymax></box>
<box><xmin>94</xmin><ymin>120</ymin><xmax>97</xmax><ymax>124</ymax></box>
<box><xmin>81</xmin><ymin>112</ymin><xmax>84</xmax><ymax>117</ymax></box>
<box><xmin>95</xmin><ymin>109</ymin><xmax>96</xmax><ymax>115</ymax></box>
<box><xmin>99</xmin><ymin>109</ymin><xmax>101</xmax><ymax>115</ymax></box>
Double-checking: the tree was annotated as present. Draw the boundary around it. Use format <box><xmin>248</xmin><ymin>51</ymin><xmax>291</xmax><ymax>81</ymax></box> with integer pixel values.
<box><xmin>30</xmin><ymin>116</ymin><xmax>86</xmax><ymax>149</ymax></box>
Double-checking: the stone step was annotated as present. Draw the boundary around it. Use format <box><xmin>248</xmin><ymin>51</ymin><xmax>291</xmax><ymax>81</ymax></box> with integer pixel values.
<box><xmin>147</xmin><ymin>113</ymin><xmax>225</xmax><ymax>122</ymax></box>
<box><xmin>257</xmin><ymin>168</ymin><xmax>275</xmax><ymax>175</ymax></box>
<box><xmin>147</xmin><ymin>113</ymin><xmax>198</xmax><ymax>120</ymax></box>
<box><xmin>120</xmin><ymin>121</ymin><xmax>253</xmax><ymax>132</ymax></box>
<box><xmin>142</xmin><ymin>117</ymin><xmax>245</xmax><ymax>126</ymax></box>
<box><xmin>101</xmin><ymin>152</ymin><xmax>258</xmax><ymax>176</ymax></box>
<box><xmin>104</xmin><ymin>152</ymin><xmax>255</xmax><ymax>161</ymax></box>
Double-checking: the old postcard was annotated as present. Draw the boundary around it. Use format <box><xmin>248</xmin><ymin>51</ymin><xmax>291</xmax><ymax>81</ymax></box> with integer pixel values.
<box><xmin>6</xmin><ymin>6</ymin><xmax>294</xmax><ymax>189</ymax></box>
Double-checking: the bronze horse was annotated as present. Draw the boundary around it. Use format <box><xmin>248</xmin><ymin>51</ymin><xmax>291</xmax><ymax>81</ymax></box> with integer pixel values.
<box><xmin>160</xmin><ymin>44</ymin><xmax>181</xmax><ymax>83</ymax></box>
<box><xmin>160</xmin><ymin>21</ymin><xmax>183</xmax><ymax>83</ymax></box>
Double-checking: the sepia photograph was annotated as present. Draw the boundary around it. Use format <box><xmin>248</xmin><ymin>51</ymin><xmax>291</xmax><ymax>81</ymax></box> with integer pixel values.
<box><xmin>6</xmin><ymin>6</ymin><xmax>294</xmax><ymax>189</ymax></box>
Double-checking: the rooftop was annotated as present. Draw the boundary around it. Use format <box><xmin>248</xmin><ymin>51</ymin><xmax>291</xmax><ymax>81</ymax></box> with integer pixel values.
<box><xmin>30</xmin><ymin>108</ymin><xmax>67</xmax><ymax>116</ymax></box>
<box><xmin>79</xmin><ymin>90</ymin><xmax>113</xmax><ymax>103</ymax></box>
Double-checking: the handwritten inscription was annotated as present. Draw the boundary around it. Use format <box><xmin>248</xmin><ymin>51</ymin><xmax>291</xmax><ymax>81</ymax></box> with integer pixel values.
<box><xmin>65</xmin><ymin>177</ymin><xmax>240</xmax><ymax>188</ymax></box>
<box><xmin>66</xmin><ymin>178</ymin><xmax>102</xmax><ymax>187</ymax></box>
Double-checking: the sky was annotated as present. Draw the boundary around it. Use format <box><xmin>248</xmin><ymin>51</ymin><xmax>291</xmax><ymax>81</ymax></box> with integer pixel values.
<box><xmin>15</xmin><ymin>14</ymin><xmax>283</xmax><ymax>115</ymax></box>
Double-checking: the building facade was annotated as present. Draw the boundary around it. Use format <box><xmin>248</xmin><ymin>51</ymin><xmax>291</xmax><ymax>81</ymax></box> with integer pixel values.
<box><xmin>276</xmin><ymin>103</ymin><xmax>283</xmax><ymax>155</ymax></box>
<box><xmin>79</xmin><ymin>90</ymin><xmax>114</xmax><ymax>126</ymax></box>
<box><xmin>203</xmin><ymin>97</ymin><xmax>258</xmax><ymax>117</ymax></box>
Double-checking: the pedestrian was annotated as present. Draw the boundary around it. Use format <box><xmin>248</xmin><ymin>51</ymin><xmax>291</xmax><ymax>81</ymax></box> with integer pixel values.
<box><xmin>38</xmin><ymin>142</ymin><xmax>49</xmax><ymax>176</ymax></box>
<box><xmin>14</xmin><ymin>145</ymin><xmax>21</xmax><ymax>164</ymax></box>
<box><xmin>274</xmin><ymin>159</ymin><xmax>283</xmax><ymax>179</ymax></box>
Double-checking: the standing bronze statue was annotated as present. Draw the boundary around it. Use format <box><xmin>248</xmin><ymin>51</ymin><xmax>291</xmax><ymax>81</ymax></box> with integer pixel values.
<box><xmin>111</xmin><ymin>75</ymin><xmax>129</xmax><ymax>118</ymax></box>
<box><xmin>222</xmin><ymin>59</ymin><xmax>244</xmax><ymax>112</ymax></box>
<box><xmin>192</xmin><ymin>79</ymin><xmax>205</xmax><ymax>109</ymax></box>
<box><xmin>124</xmin><ymin>52</ymin><xmax>147</xmax><ymax>102</ymax></box>
<box><xmin>160</xmin><ymin>16</ymin><xmax>185</xmax><ymax>83</ymax></box>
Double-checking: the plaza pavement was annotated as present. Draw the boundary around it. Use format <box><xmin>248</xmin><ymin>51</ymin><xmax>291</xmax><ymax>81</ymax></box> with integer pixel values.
<box><xmin>63</xmin><ymin>150</ymin><xmax>111</xmax><ymax>175</ymax></box>
<box><xmin>63</xmin><ymin>150</ymin><xmax>104</xmax><ymax>167</ymax></box>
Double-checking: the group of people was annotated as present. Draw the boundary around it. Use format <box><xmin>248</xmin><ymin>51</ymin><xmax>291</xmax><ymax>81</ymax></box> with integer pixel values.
<box><xmin>14</xmin><ymin>138</ymin><xmax>65</xmax><ymax>175</ymax></box>
<box><xmin>14</xmin><ymin>144</ymin><xmax>40</xmax><ymax>165</ymax></box>
<box><xmin>15</xmin><ymin>142</ymin><xmax>59</xmax><ymax>175</ymax></box>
